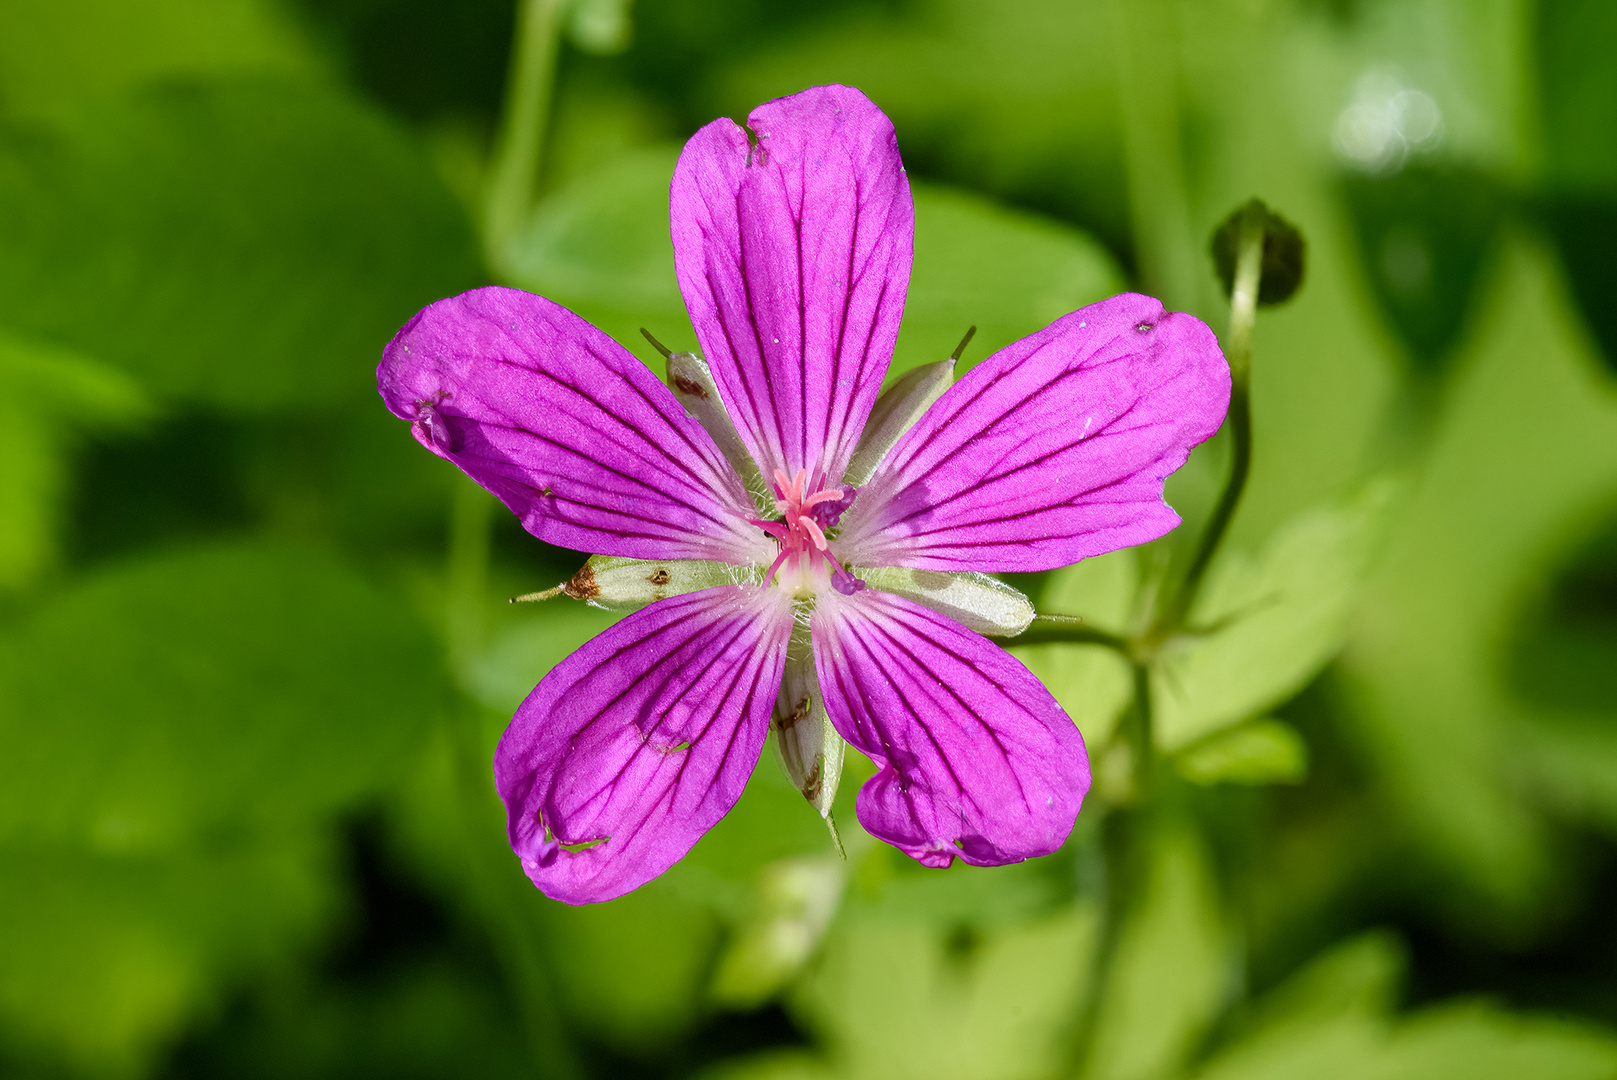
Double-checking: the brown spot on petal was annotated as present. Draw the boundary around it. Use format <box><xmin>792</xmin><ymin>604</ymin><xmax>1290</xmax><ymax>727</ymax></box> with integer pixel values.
<box><xmin>563</xmin><ymin>561</ymin><xmax>598</xmax><ymax>601</ymax></box>
<box><xmin>646</xmin><ymin>568</ymin><xmax>672</xmax><ymax>586</ymax></box>
<box><xmin>672</xmin><ymin>376</ymin><xmax>708</xmax><ymax>399</ymax></box>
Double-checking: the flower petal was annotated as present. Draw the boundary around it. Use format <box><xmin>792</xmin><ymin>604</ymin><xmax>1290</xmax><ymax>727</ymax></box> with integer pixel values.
<box><xmin>497</xmin><ymin>585</ymin><xmax>794</xmax><ymax>904</ymax></box>
<box><xmin>379</xmin><ymin>286</ymin><xmax>771</xmax><ymax>565</ymax></box>
<box><xmin>835</xmin><ymin>294</ymin><xmax>1230</xmax><ymax>572</ymax></box>
<box><xmin>811</xmin><ymin>588</ymin><xmax>1090</xmax><ymax>868</ymax></box>
<box><xmin>671</xmin><ymin>85</ymin><xmax>914</xmax><ymax>485</ymax></box>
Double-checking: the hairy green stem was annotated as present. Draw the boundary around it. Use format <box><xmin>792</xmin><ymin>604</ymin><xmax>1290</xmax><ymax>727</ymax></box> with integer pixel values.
<box><xmin>1155</xmin><ymin>206</ymin><xmax>1262</xmax><ymax>637</ymax></box>
<box><xmin>1070</xmin><ymin>662</ymin><xmax>1156</xmax><ymax>1074</ymax></box>
<box><xmin>1014</xmin><ymin>616</ymin><xmax>1133</xmax><ymax>654</ymax></box>
<box><xmin>482</xmin><ymin>0</ymin><xmax>566</xmax><ymax>276</ymax></box>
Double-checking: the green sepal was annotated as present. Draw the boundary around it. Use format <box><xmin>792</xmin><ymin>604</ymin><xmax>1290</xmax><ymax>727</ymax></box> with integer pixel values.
<box><xmin>554</xmin><ymin>555</ymin><xmax>741</xmax><ymax>612</ymax></box>
<box><xmin>771</xmin><ymin>621</ymin><xmax>846</xmax><ymax>853</ymax></box>
<box><xmin>843</xmin><ymin>358</ymin><xmax>956</xmax><ymax>486</ymax></box>
<box><xmin>860</xmin><ymin>566</ymin><xmax>1035</xmax><ymax>637</ymax></box>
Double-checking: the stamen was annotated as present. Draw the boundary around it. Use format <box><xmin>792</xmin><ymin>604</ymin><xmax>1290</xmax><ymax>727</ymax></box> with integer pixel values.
<box><xmin>759</xmin><ymin>465</ymin><xmax>862</xmax><ymax>594</ymax></box>
<box><xmin>752</xmin><ymin>519</ymin><xmax>791</xmax><ymax>541</ymax></box>
<box><xmin>762</xmin><ymin>547</ymin><xmax>792</xmax><ymax>587</ymax></box>
<box><xmin>798</xmin><ymin>516</ymin><xmax>828</xmax><ymax>550</ymax></box>
<box><xmin>801</xmin><ymin>489</ymin><xmax>842</xmax><ymax>510</ymax></box>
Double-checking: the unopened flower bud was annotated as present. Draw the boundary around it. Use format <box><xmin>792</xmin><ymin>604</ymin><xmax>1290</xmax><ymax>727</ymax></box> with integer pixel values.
<box><xmin>1211</xmin><ymin>199</ymin><xmax>1306</xmax><ymax>306</ymax></box>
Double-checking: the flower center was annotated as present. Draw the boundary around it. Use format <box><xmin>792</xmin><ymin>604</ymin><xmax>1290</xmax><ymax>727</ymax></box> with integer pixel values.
<box><xmin>753</xmin><ymin>468</ymin><xmax>865</xmax><ymax>597</ymax></box>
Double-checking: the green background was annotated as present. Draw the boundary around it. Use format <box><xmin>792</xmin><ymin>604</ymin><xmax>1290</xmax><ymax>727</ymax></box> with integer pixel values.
<box><xmin>2</xmin><ymin>0</ymin><xmax>1617</xmax><ymax>1077</ymax></box>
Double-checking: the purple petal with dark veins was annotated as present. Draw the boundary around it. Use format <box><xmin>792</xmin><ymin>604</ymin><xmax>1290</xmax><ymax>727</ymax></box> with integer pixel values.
<box><xmin>671</xmin><ymin>84</ymin><xmax>913</xmax><ymax>486</ymax></box>
<box><xmin>812</xmin><ymin>588</ymin><xmax>1090</xmax><ymax>868</ymax></box>
<box><xmin>497</xmin><ymin>585</ymin><xmax>794</xmax><ymax>904</ymax></box>
<box><xmin>834</xmin><ymin>294</ymin><xmax>1230</xmax><ymax>572</ymax></box>
<box><xmin>379</xmin><ymin>286</ymin><xmax>771</xmax><ymax>565</ymax></box>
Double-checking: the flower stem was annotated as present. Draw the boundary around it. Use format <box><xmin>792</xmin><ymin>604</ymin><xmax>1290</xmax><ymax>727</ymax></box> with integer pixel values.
<box><xmin>1125</xmin><ymin>659</ymin><xmax>1155</xmax><ymax>783</ymax></box>
<box><xmin>482</xmin><ymin>0</ymin><xmax>567</xmax><ymax>276</ymax></box>
<box><xmin>1014</xmin><ymin>615</ymin><xmax>1133</xmax><ymax>654</ymax></box>
<box><xmin>1155</xmin><ymin>204</ymin><xmax>1263</xmax><ymax>636</ymax></box>
<box><xmin>1071</xmin><ymin>661</ymin><xmax>1156</xmax><ymax>1071</ymax></box>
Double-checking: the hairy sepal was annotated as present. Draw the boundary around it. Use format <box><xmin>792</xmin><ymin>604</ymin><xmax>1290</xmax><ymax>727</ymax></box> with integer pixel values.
<box><xmin>859</xmin><ymin>566</ymin><xmax>1035</xmax><ymax>637</ymax></box>
<box><xmin>564</xmin><ymin>555</ymin><xmax>743</xmax><ymax>611</ymax></box>
<box><xmin>843</xmin><ymin>358</ymin><xmax>955</xmax><ymax>486</ymax></box>
<box><xmin>771</xmin><ymin>621</ymin><xmax>846</xmax><ymax>851</ymax></box>
<box><xmin>666</xmin><ymin>351</ymin><xmax>766</xmax><ymax>504</ymax></box>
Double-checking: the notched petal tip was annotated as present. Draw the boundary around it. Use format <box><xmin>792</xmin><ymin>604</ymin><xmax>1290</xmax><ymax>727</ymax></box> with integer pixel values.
<box><xmin>376</xmin><ymin>286</ymin><xmax>770</xmax><ymax>566</ymax></box>
<box><xmin>671</xmin><ymin>85</ymin><xmax>914</xmax><ymax>486</ymax></box>
<box><xmin>812</xmin><ymin>589</ymin><xmax>1090</xmax><ymax>870</ymax></box>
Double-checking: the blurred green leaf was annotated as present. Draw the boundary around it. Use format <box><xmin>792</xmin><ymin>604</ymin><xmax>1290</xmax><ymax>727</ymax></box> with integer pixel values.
<box><xmin>0</xmin><ymin>0</ymin><xmax>320</xmax><ymax>126</ymax></box>
<box><xmin>1342</xmin><ymin>237</ymin><xmax>1617</xmax><ymax>919</ymax></box>
<box><xmin>0</xmin><ymin>78</ymin><xmax>482</xmax><ymax>411</ymax></box>
<box><xmin>1536</xmin><ymin>0</ymin><xmax>1617</xmax><ymax>372</ymax></box>
<box><xmin>710</xmin><ymin>0</ymin><xmax>1132</xmax><ymax>256</ymax></box>
<box><xmin>539</xmin><ymin>882</ymin><xmax>720</xmax><ymax>1052</ymax></box>
<box><xmin>1537</xmin><ymin>0</ymin><xmax>1617</xmax><ymax>192</ymax></box>
<box><xmin>1505</xmin><ymin>509</ymin><xmax>1617</xmax><ymax>715</ymax></box>
<box><xmin>1154</xmin><ymin>480</ymin><xmax>1398</xmax><ymax>751</ymax></box>
<box><xmin>506</xmin><ymin>144</ymin><xmax>692</xmax><ymax>364</ymax></box>
<box><xmin>1539</xmin><ymin>196</ymin><xmax>1617</xmax><ymax>375</ymax></box>
<box><xmin>1082</xmin><ymin>821</ymin><xmax>1230</xmax><ymax>1080</ymax></box>
<box><xmin>894</xmin><ymin>183</ymin><xmax>1125</xmax><ymax>378</ymax></box>
<box><xmin>1236</xmin><ymin>932</ymin><xmax>1405</xmax><ymax>1037</ymax></box>
<box><xmin>700</xmin><ymin>1050</ymin><xmax>834</xmax><ymax>1080</ymax></box>
<box><xmin>1195</xmin><ymin>932</ymin><xmax>1617</xmax><ymax>1080</ymax></box>
<box><xmin>0</xmin><ymin>833</ymin><xmax>336</xmax><ymax>1077</ymax></box>
<box><xmin>0</xmin><ymin>542</ymin><xmax>446</xmax><ymax>849</ymax></box>
<box><xmin>708</xmin><ymin>855</ymin><xmax>844</xmax><ymax>1010</ymax></box>
<box><xmin>1341</xmin><ymin>167</ymin><xmax>1506</xmax><ymax>374</ymax></box>
<box><xmin>793</xmin><ymin>900</ymin><xmax>1099</xmax><ymax>1080</ymax></box>
<box><xmin>1010</xmin><ymin>549</ymin><xmax>1138</xmax><ymax>749</ymax></box>
<box><xmin>0</xmin><ymin>330</ymin><xmax>152</xmax><ymax>588</ymax></box>
<box><xmin>504</xmin><ymin>147</ymin><xmax>1123</xmax><ymax>381</ymax></box>
<box><xmin>464</xmin><ymin>602</ymin><xmax>622</xmax><ymax>713</ymax></box>
<box><xmin>1176</xmin><ymin>718</ymin><xmax>1309</xmax><ymax>787</ymax></box>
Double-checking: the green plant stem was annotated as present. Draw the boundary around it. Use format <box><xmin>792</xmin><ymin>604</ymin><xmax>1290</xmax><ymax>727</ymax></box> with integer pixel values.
<box><xmin>1071</xmin><ymin>662</ymin><xmax>1157</xmax><ymax>1073</ymax></box>
<box><xmin>1154</xmin><ymin>206</ymin><xmax>1263</xmax><ymax>638</ymax></box>
<box><xmin>1108</xmin><ymin>0</ymin><xmax>1200</xmax><ymax>311</ymax></box>
<box><xmin>1125</xmin><ymin>659</ymin><xmax>1155</xmax><ymax>784</ymax></box>
<box><xmin>482</xmin><ymin>0</ymin><xmax>566</xmax><ymax>276</ymax></box>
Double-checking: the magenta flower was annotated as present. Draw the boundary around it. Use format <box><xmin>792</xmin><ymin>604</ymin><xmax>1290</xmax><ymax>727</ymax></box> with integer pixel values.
<box><xmin>378</xmin><ymin>86</ymin><xmax>1229</xmax><ymax>904</ymax></box>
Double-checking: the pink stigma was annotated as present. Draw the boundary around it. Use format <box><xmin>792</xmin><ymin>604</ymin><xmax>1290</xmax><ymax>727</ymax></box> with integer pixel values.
<box><xmin>753</xmin><ymin>468</ymin><xmax>862</xmax><ymax>594</ymax></box>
